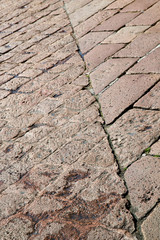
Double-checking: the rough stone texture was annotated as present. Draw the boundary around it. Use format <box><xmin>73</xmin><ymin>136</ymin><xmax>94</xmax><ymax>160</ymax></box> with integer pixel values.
<box><xmin>114</xmin><ymin>33</ymin><xmax>160</xmax><ymax>57</ymax></box>
<box><xmin>128</xmin><ymin>47</ymin><xmax>160</xmax><ymax>74</ymax></box>
<box><xmin>121</xmin><ymin>0</ymin><xmax>159</xmax><ymax>12</ymax></box>
<box><xmin>106</xmin><ymin>0</ymin><xmax>134</xmax><ymax>9</ymax></box>
<box><xmin>74</xmin><ymin>9</ymin><xmax>118</xmax><ymax>38</ymax></box>
<box><xmin>134</xmin><ymin>81</ymin><xmax>160</xmax><ymax>110</ymax></box>
<box><xmin>150</xmin><ymin>140</ymin><xmax>160</xmax><ymax>155</ymax></box>
<box><xmin>102</xmin><ymin>26</ymin><xmax>149</xmax><ymax>43</ymax></box>
<box><xmin>107</xmin><ymin>109</ymin><xmax>160</xmax><ymax>168</ymax></box>
<box><xmin>84</xmin><ymin>43</ymin><xmax>124</xmax><ymax>71</ymax></box>
<box><xmin>127</xmin><ymin>1</ymin><xmax>160</xmax><ymax>26</ymax></box>
<box><xmin>90</xmin><ymin>58</ymin><xmax>137</xmax><ymax>94</ymax></box>
<box><xmin>78</xmin><ymin>31</ymin><xmax>112</xmax><ymax>54</ymax></box>
<box><xmin>125</xmin><ymin>156</ymin><xmax>160</xmax><ymax>219</ymax></box>
<box><xmin>141</xmin><ymin>204</ymin><xmax>160</xmax><ymax>240</ymax></box>
<box><xmin>0</xmin><ymin>218</ymin><xmax>33</xmax><ymax>240</ymax></box>
<box><xmin>99</xmin><ymin>74</ymin><xmax>160</xmax><ymax>124</ymax></box>
<box><xmin>93</xmin><ymin>12</ymin><xmax>139</xmax><ymax>31</ymax></box>
<box><xmin>87</xmin><ymin>227</ymin><xmax>137</xmax><ymax>240</ymax></box>
<box><xmin>0</xmin><ymin>0</ymin><xmax>159</xmax><ymax>239</ymax></box>
<box><xmin>69</xmin><ymin>0</ymin><xmax>115</xmax><ymax>27</ymax></box>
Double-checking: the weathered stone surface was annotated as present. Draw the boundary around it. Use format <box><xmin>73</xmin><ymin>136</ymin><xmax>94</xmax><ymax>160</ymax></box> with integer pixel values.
<box><xmin>125</xmin><ymin>156</ymin><xmax>160</xmax><ymax>218</ymax></box>
<box><xmin>106</xmin><ymin>0</ymin><xmax>135</xmax><ymax>9</ymax></box>
<box><xmin>141</xmin><ymin>204</ymin><xmax>160</xmax><ymax>240</ymax></box>
<box><xmin>93</xmin><ymin>12</ymin><xmax>139</xmax><ymax>31</ymax></box>
<box><xmin>0</xmin><ymin>218</ymin><xmax>33</xmax><ymax>240</ymax></box>
<box><xmin>78</xmin><ymin>31</ymin><xmax>112</xmax><ymax>54</ymax></box>
<box><xmin>107</xmin><ymin>109</ymin><xmax>160</xmax><ymax>168</ymax></box>
<box><xmin>114</xmin><ymin>33</ymin><xmax>160</xmax><ymax>57</ymax></box>
<box><xmin>150</xmin><ymin>140</ymin><xmax>160</xmax><ymax>155</ymax></box>
<box><xmin>69</xmin><ymin>0</ymin><xmax>115</xmax><ymax>27</ymax></box>
<box><xmin>122</xmin><ymin>0</ymin><xmax>159</xmax><ymax>12</ymax></box>
<box><xmin>134</xmin><ymin>81</ymin><xmax>160</xmax><ymax>110</ymax></box>
<box><xmin>102</xmin><ymin>26</ymin><xmax>149</xmax><ymax>43</ymax></box>
<box><xmin>127</xmin><ymin>1</ymin><xmax>160</xmax><ymax>26</ymax></box>
<box><xmin>90</xmin><ymin>58</ymin><xmax>137</xmax><ymax>94</ymax></box>
<box><xmin>128</xmin><ymin>47</ymin><xmax>160</xmax><ymax>74</ymax></box>
<box><xmin>85</xmin><ymin>43</ymin><xmax>124</xmax><ymax>71</ymax></box>
<box><xmin>99</xmin><ymin>74</ymin><xmax>160</xmax><ymax>124</ymax></box>
<box><xmin>87</xmin><ymin>227</ymin><xmax>137</xmax><ymax>240</ymax></box>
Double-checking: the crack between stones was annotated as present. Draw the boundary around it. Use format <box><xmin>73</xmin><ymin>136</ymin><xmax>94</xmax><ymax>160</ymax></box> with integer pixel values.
<box><xmin>62</xmin><ymin>1</ymin><xmax>140</xmax><ymax>239</ymax></box>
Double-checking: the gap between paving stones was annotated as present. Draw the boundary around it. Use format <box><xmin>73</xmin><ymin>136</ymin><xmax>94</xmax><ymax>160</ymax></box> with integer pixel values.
<box><xmin>62</xmin><ymin>1</ymin><xmax>141</xmax><ymax>239</ymax></box>
<box><xmin>63</xmin><ymin>1</ymin><xmax>160</xmax><ymax>240</ymax></box>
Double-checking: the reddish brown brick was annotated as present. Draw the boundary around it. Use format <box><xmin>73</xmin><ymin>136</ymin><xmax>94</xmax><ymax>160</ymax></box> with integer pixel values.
<box><xmin>146</xmin><ymin>21</ymin><xmax>160</xmax><ymax>33</ymax></box>
<box><xmin>102</xmin><ymin>26</ymin><xmax>149</xmax><ymax>43</ymax></box>
<box><xmin>78</xmin><ymin>32</ymin><xmax>113</xmax><ymax>54</ymax></box>
<box><xmin>106</xmin><ymin>0</ymin><xmax>134</xmax><ymax>9</ymax></box>
<box><xmin>108</xmin><ymin>109</ymin><xmax>160</xmax><ymax>168</ymax></box>
<box><xmin>122</xmin><ymin>0</ymin><xmax>159</xmax><ymax>12</ymax></box>
<box><xmin>84</xmin><ymin>43</ymin><xmax>124</xmax><ymax>71</ymax></box>
<box><xmin>134</xmin><ymin>81</ymin><xmax>160</xmax><ymax>110</ymax></box>
<box><xmin>90</xmin><ymin>58</ymin><xmax>137</xmax><ymax>94</ymax></box>
<box><xmin>99</xmin><ymin>74</ymin><xmax>160</xmax><ymax>124</ymax></box>
<box><xmin>127</xmin><ymin>1</ymin><xmax>160</xmax><ymax>26</ymax></box>
<box><xmin>114</xmin><ymin>33</ymin><xmax>160</xmax><ymax>57</ymax></box>
<box><xmin>125</xmin><ymin>156</ymin><xmax>160</xmax><ymax>218</ymax></box>
<box><xmin>128</xmin><ymin>47</ymin><xmax>160</xmax><ymax>74</ymax></box>
<box><xmin>93</xmin><ymin>12</ymin><xmax>139</xmax><ymax>31</ymax></box>
<box><xmin>74</xmin><ymin>9</ymin><xmax>117</xmax><ymax>38</ymax></box>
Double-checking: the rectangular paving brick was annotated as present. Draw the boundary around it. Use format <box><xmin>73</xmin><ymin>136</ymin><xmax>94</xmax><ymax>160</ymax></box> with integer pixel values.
<box><xmin>106</xmin><ymin>0</ymin><xmax>134</xmax><ymax>9</ymax></box>
<box><xmin>102</xmin><ymin>26</ymin><xmax>149</xmax><ymax>43</ymax></box>
<box><xmin>127</xmin><ymin>1</ymin><xmax>160</xmax><ymax>26</ymax></box>
<box><xmin>114</xmin><ymin>33</ymin><xmax>160</xmax><ymax>57</ymax></box>
<box><xmin>74</xmin><ymin>9</ymin><xmax>117</xmax><ymax>39</ymax></box>
<box><xmin>78</xmin><ymin>32</ymin><xmax>112</xmax><ymax>54</ymax></box>
<box><xmin>84</xmin><ymin>43</ymin><xmax>125</xmax><ymax>71</ymax></box>
<box><xmin>121</xmin><ymin>0</ymin><xmax>159</xmax><ymax>12</ymax></box>
<box><xmin>127</xmin><ymin>47</ymin><xmax>160</xmax><ymax>74</ymax></box>
<box><xmin>93</xmin><ymin>12</ymin><xmax>139</xmax><ymax>31</ymax></box>
<box><xmin>90</xmin><ymin>57</ymin><xmax>137</xmax><ymax>94</ymax></box>
<box><xmin>134</xmin><ymin>81</ymin><xmax>160</xmax><ymax>110</ymax></box>
<box><xmin>69</xmin><ymin>0</ymin><xmax>115</xmax><ymax>27</ymax></box>
<box><xmin>145</xmin><ymin>21</ymin><xmax>160</xmax><ymax>33</ymax></box>
<box><xmin>99</xmin><ymin>74</ymin><xmax>160</xmax><ymax>124</ymax></box>
<box><xmin>65</xmin><ymin>0</ymin><xmax>92</xmax><ymax>14</ymax></box>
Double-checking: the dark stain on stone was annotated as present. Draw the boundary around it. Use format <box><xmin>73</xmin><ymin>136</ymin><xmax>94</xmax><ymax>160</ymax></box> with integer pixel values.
<box><xmin>65</xmin><ymin>170</ymin><xmax>89</xmax><ymax>182</ymax></box>
<box><xmin>4</xmin><ymin>144</ymin><xmax>14</xmax><ymax>153</ymax></box>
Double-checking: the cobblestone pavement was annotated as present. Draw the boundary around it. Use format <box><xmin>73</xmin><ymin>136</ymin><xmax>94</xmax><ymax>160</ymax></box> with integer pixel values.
<box><xmin>0</xmin><ymin>0</ymin><xmax>159</xmax><ymax>239</ymax></box>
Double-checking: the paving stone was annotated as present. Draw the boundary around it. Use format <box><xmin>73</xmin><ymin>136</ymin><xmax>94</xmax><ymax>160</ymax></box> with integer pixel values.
<box><xmin>114</xmin><ymin>33</ymin><xmax>160</xmax><ymax>57</ymax></box>
<box><xmin>87</xmin><ymin>227</ymin><xmax>137</xmax><ymax>240</ymax></box>
<box><xmin>90</xmin><ymin>58</ymin><xmax>137</xmax><ymax>94</ymax></box>
<box><xmin>0</xmin><ymin>218</ymin><xmax>33</xmax><ymax>240</ymax></box>
<box><xmin>0</xmin><ymin>182</ymin><xmax>37</xmax><ymax>220</ymax></box>
<box><xmin>127</xmin><ymin>1</ymin><xmax>160</xmax><ymax>26</ymax></box>
<box><xmin>121</xmin><ymin>0</ymin><xmax>159</xmax><ymax>12</ymax></box>
<box><xmin>150</xmin><ymin>140</ymin><xmax>160</xmax><ymax>155</ymax></box>
<box><xmin>65</xmin><ymin>0</ymin><xmax>92</xmax><ymax>14</ymax></box>
<box><xmin>125</xmin><ymin>156</ymin><xmax>160</xmax><ymax>218</ymax></box>
<box><xmin>78</xmin><ymin>32</ymin><xmax>113</xmax><ymax>54</ymax></box>
<box><xmin>74</xmin><ymin>9</ymin><xmax>117</xmax><ymax>39</ymax></box>
<box><xmin>93</xmin><ymin>12</ymin><xmax>139</xmax><ymax>31</ymax></box>
<box><xmin>128</xmin><ymin>47</ymin><xmax>160</xmax><ymax>74</ymax></box>
<box><xmin>99</xmin><ymin>74</ymin><xmax>160</xmax><ymax>124</ymax></box>
<box><xmin>146</xmin><ymin>21</ymin><xmax>160</xmax><ymax>33</ymax></box>
<box><xmin>106</xmin><ymin>0</ymin><xmax>134</xmax><ymax>9</ymax></box>
<box><xmin>102</xmin><ymin>26</ymin><xmax>149</xmax><ymax>43</ymax></box>
<box><xmin>85</xmin><ymin>43</ymin><xmax>124</xmax><ymax>71</ymax></box>
<box><xmin>69</xmin><ymin>0</ymin><xmax>115</xmax><ymax>27</ymax></box>
<box><xmin>134</xmin><ymin>81</ymin><xmax>160</xmax><ymax>110</ymax></box>
<box><xmin>107</xmin><ymin>109</ymin><xmax>160</xmax><ymax>168</ymax></box>
<box><xmin>141</xmin><ymin>204</ymin><xmax>160</xmax><ymax>240</ymax></box>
